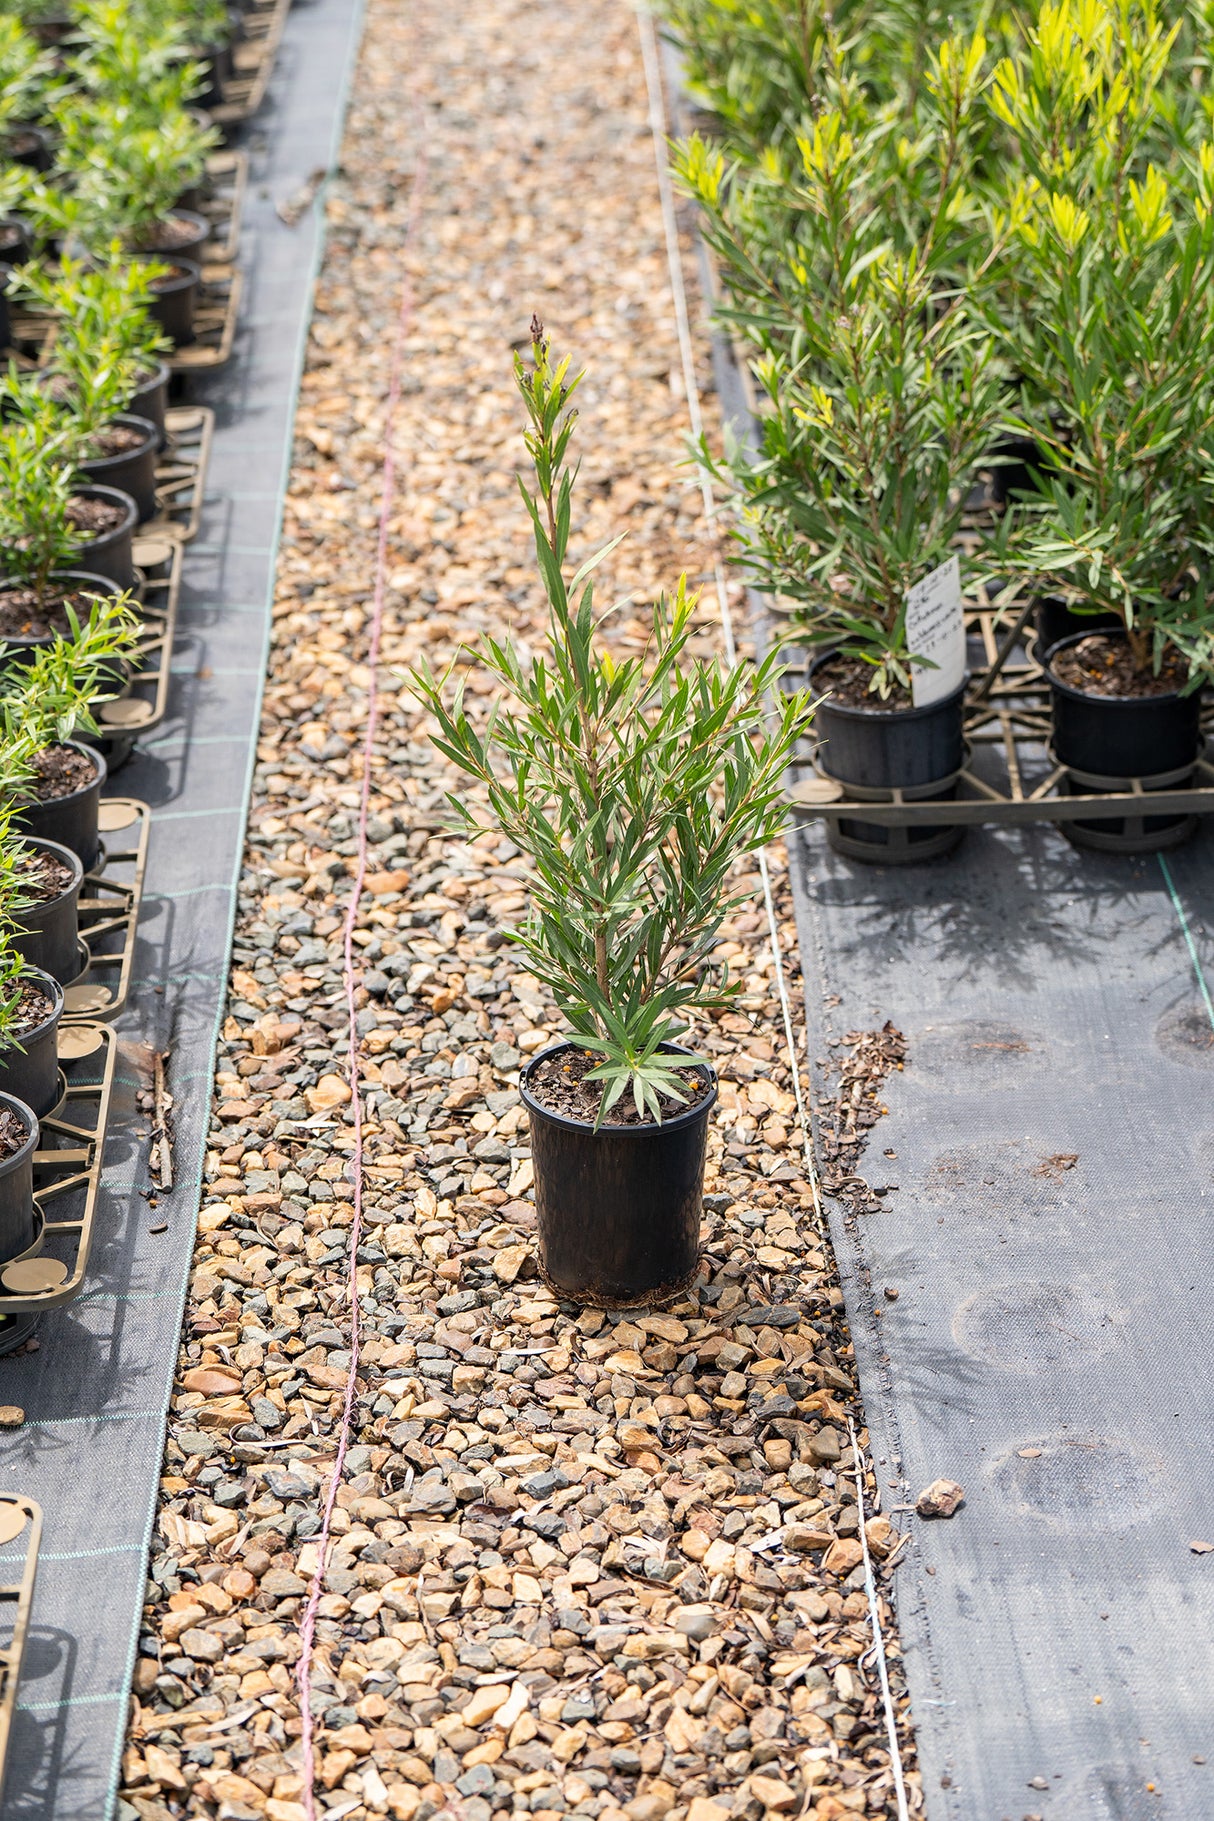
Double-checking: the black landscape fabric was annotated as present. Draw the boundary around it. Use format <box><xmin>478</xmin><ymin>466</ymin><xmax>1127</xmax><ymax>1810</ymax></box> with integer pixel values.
<box><xmin>793</xmin><ymin>823</ymin><xmax>1214</xmax><ymax>1821</ymax></box>
<box><xmin>0</xmin><ymin>2</ymin><xmax>366</xmax><ymax>1814</ymax></box>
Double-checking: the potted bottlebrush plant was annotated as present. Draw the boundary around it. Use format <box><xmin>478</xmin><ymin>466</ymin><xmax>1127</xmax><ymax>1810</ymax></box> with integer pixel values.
<box><xmin>677</xmin><ymin>35</ymin><xmax>1004</xmax><ymax>858</ymax></box>
<box><xmin>412</xmin><ymin>326</ymin><xmax>810</xmax><ymax>1306</ymax></box>
<box><xmin>0</xmin><ymin>396</ymin><xmax>135</xmax><ymax>661</ymax></box>
<box><xmin>981</xmin><ymin>60</ymin><xmax>1214</xmax><ymax>844</ymax></box>
<box><xmin>0</xmin><ymin>807</ymin><xmax>58</xmax><ymax>1258</ymax></box>
<box><xmin>0</xmin><ymin>597</ymin><xmax>139</xmax><ymax>987</ymax></box>
<box><xmin>16</xmin><ymin>253</ymin><xmax>174</xmax><ymax>453</ymax></box>
<box><xmin>0</xmin><ymin>599</ymin><xmax>141</xmax><ymax>870</ymax></box>
<box><xmin>44</xmin><ymin>98</ymin><xmax>217</xmax><ymax>346</ymax></box>
<box><xmin>0</xmin><ymin>16</ymin><xmax>53</xmax><ymax>170</ymax></box>
<box><xmin>2</xmin><ymin>342</ymin><xmax>160</xmax><ymax>525</ymax></box>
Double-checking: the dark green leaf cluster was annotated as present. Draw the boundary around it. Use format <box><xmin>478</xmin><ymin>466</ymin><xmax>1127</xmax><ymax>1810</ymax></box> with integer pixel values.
<box><xmin>412</xmin><ymin>329</ymin><xmax>813</xmax><ymax>1124</ymax></box>
<box><xmin>671</xmin><ymin>0</ymin><xmax>1214</xmax><ymax>690</ymax></box>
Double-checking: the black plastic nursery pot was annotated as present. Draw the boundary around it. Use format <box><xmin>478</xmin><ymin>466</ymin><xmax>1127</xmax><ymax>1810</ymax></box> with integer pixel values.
<box><xmin>0</xmin><ymin>970</ymin><xmax>64</xmax><ymax>1121</ymax></box>
<box><xmin>1046</xmin><ymin>629</ymin><xmax>1203</xmax><ymax>852</ymax></box>
<box><xmin>0</xmin><ymin>218</ymin><xmax>30</xmax><ymax>267</ymax></box>
<box><xmin>988</xmin><ymin>432</ymin><xmax>1044</xmax><ymax>507</ymax></box>
<box><xmin>13</xmin><ymin>838</ymin><xmax>85</xmax><ymax>989</ymax></box>
<box><xmin>68</xmin><ymin>485</ymin><xmax>138</xmax><ymax>591</ymax></box>
<box><xmin>2</xmin><ymin>123</ymin><xmax>52</xmax><ymax>171</ymax></box>
<box><xmin>521</xmin><ymin>1042</ymin><xmax>718</xmax><ymax>1308</ymax></box>
<box><xmin>0</xmin><ymin>1094</ymin><xmax>39</xmax><ymax>1272</ymax></box>
<box><xmin>809</xmin><ymin>651</ymin><xmax>968</xmax><ymax>863</ymax></box>
<box><xmin>78</xmin><ymin>415</ymin><xmax>160</xmax><ymax>524</ymax></box>
<box><xmin>15</xmin><ymin>741</ymin><xmax>106</xmax><ymax>875</ymax></box>
<box><xmin>195</xmin><ymin>41</ymin><xmax>236</xmax><ymax>110</ymax></box>
<box><xmin>0</xmin><ymin>571</ymin><xmax>124</xmax><ymax>673</ymax></box>
<box><xmin>131</xmin><ymin>209</ymin><xmax>210</xmax><ymax>263</ymax></box>
<box><xmin>1034</xmin><ymin>594</ymin><xmax>1122</xmax><ymax>657</ymax></box>
<box><xmin>138</xmin><ymin>256</ymin><xmax>202</xmax><ymax>349</ymax></box>
<box><xmin>131</xmin><ymin>360</ymin><xmax>172</xmax><ymax>451</ymax></box>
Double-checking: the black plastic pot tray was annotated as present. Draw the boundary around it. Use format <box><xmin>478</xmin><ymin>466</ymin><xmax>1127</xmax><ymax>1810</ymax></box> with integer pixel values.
<box><xmin>167</xmin><ymin>265</ymin><xmax>243</xmax><ymax>377</ymax></box>
<box><xmin>0</xmin><ymin>1494</ymin><xmax>41</xmax><ymax>1809</ymax></box>
<box><xmin>788</xmin><ymin>597</ymin><xmax>1214</xmax><ymax>835</ymax></box>
<box><xmin>0</xmin><ymin>1024</ymin><xmax>116</xmax><ymax>1346</ymax></box>
<box><xmin>149</xmin><ymin>405</ymin><xmax>214</xmax><ymax>543</ymax></box>
<box><xmin>58</xmin><ymin>801</ymin><xmax>149</xmax><ymax>1023</ymax></box>
<box><xmin>91</xmin><ymin>538</ymin><xmax>181</xmax><ymax>765</ymax></box>
<box><xmin>201</xmin><ymin>149</ymin><xmax>249</xmax><ymax>264</ymax></box>
<box><xmin>209</xmin><ymin>0</ymin><xmax>291</xmax><ymax>130</ymax></box>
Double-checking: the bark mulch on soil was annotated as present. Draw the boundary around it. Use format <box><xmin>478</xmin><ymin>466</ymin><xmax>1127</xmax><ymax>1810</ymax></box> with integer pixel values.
<box><xmin>118</xmin><ymin>3</ymin><xmax>920</xmax><ymax>1819</ymax></box>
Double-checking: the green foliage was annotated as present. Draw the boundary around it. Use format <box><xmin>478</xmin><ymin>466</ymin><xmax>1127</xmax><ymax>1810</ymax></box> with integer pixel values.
<box><xmin>0</xmin><ymin>15</ymin><xmax>53</xmax><ymax>132</ymax></box>
<box><xmin>0</xmin><ymin>592</ymin><xmax>141</xmax><ymax>761</ymax></box>
<box><xmin>13</xmin><ymin>250</ymin><xmax>170</xmax><ymax>387</ymax></box>
<box><xmin>979</xmin><ymin>10</ymin><xmax>1214</xmax><ymax>680</ymax></box>
<box><xmin>0</xmin><ymin>598</ymin><xmax>142</xmax><ymax>1054</ymax></box>
<box><xmin>661</xmin><ymin>0</ymin><xmax>1018</xmax><ymax>154</ymax></box>
<box><xmin>411</xmin><ymin>328</ymin><xmax>811</xmax><ymax>1124</ymax></box>
<box><xmin>678</xmin><ymin>34</ymin><xmax>1005</xmax><ymax>695</ymax></box>
<box><xmin>0</xmin><ymin>392</ymin><xmax>82</xmax><ymax>608</ymax></box>
<box><xmin>48</xmin><ymin>101</ymin><xmax>218</xmax><ymax>247</ymax></box>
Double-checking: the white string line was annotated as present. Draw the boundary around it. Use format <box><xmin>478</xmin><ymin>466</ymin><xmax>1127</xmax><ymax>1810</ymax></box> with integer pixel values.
<box><xmin>638</xmin><ymin>13</ymin><xmax>910</xmax><ymax>1810</ymax></box>
<box><xmin>635</xmin><ymin>1</ymin><xmax>822</xmax><ymax>1218</ymax></box>
<box><xmin>850</xmin><ymin>1418</ymin><xmax>912</xmax><ymax>1821</ymax></box>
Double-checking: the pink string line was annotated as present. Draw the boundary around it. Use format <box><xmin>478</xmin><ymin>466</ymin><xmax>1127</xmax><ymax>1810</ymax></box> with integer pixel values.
<box><xmin>295</xmin><ymin>143</ymin><xmax>429</xmax><ymax>1819</ymax></box>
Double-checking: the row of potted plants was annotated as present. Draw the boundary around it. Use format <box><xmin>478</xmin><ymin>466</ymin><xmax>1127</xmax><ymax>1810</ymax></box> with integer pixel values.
<box><xmin>0</xmin><ymin>0</ymin><xmax>241</xmax><ymax>1290</ymax></box>
<box><xmin>2</xmin><ymin>0</ymin><xmax>234</xmax><ymax>348</ymax></box>
<box><xmin>670</xmin><ymin>0</ymin><xmax>1214</xmax><ymax>846</ymax></box>
<box><xmin>0</xmin><ymin>605</ymin><xmax>138</xmax><ymax>1267</ymax></box>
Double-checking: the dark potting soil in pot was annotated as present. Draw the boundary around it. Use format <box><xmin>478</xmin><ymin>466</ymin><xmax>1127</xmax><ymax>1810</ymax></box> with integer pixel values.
<box><xmin>130</xmin><ymin>216</ymin><xmax>203</xmax><ymax>252</ymax></box>
<box><xmin>8</xmin><ymin>980</ymin><xmax>53</xmax><ymax>1041</ymax></box>
<box><xmin>0</xmin><ymin>1105</ymin><xmax>29</xmax><ymax>1165</ymax></box>
<box><xmin>527</xmin><ymin>1046</ymin><xmax>709</xmax><ymax>1126</ymax></box>
<box><xmin>152</xmin><ymin>263</ymin><xmax>193</xmax><ymax>293</ymax></box>
<box><xmin>17</xmin><ymin>848</ymin><xmax>75</xmax><ymax>903</ymax></box>
<box><xmin>0</xmin><ymin>589</ymin><xmax>89</xmax><ymax>642</ymax></box>
<box><xmin>815</xmin><ymin>652</ymin><xmax>912</xmax><ymax>711</ymax></box>
<box><xmin>1050</xmin><ymin>635</ymin><xmax>1189</xmax><ymax>699</ymax></box>
<box><xmin>27</xmin><ymin>744</ymin><xmax>98</xmax><ymax>802</ymax></box>
<box><xmin>66</xmin><ymin>493</ymin><xmax>128</xmax><ymax>536</ymax></box>
<box><xmin>86</xmin><ymin>424</ymin><xmax>150</xmax><ymax>460</ymax></box>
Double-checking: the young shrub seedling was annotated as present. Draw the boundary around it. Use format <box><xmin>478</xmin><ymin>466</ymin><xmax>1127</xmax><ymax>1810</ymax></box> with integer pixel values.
<box><xmin>412</xmin><ymin>326</ymin><xmax>811</xmax><ymax>1122</ymax></box>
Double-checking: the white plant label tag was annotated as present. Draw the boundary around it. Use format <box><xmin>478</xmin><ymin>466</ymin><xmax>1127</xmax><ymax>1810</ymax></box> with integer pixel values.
<box><xmin>906</xmin><ymin>554</ymin><xmax>965</xmax><ymax>708</ymax></box>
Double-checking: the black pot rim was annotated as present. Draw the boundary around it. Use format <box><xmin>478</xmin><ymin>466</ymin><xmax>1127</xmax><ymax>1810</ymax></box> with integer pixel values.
<box><xmin>809</xmin><ymin>648</ymin><xmax>969</xmax><ymax>722</ymax></box>
<box><xmin>0</xmin><ymin>1092</ymin><xmax>39</xmax><ymax>1177</ymax></box>
<box><xmin>133</xmin><ymin>358</ymin><xmax>171</xmax><ymax>393</ymax></box>
<box><xmin>1044</xmin><ymin>627</ymin><xmax>1198</xmax><ymax>708</ymax></box>
<box><xmin>131</xmin><ymin>254</ymin><xmax>201</xmax><ymax>296</ymax></box>
<box><xmin>70</xmin><ymin>483</ymin><xmax>139</xmax><ymax>550</ymax></box>
<box><xmin>21</xmin><ymin>739</ymin><xmax>106</xmax><ymax>815</ymax></box>
<box><xmin>0</xmin><ymin>571</ymin><xmax>123</xmax><ymax>648</ymax></box>
<box><xmin>130</xmin><ymin>209</ymin><xmax>209</xmax><ymax>256</ymax></box>
<box><xmin>2</xmin><ymin>967</ymin><xmax>64</xmax><ymax>1052</ymax></box>
<box><xmin>521</xmin><ymin>1039</ymin><xmax>719</xmax><ymax>1136</ymax></box>
<box><xmin>20</xmin><ymin>836</ymin><xmax>85</xmax><ymax>911</ymax></box>
<box><xmin>80</xmin><ymin>413</ymin><xmax>159</xmax><ymax>469</ymax></box>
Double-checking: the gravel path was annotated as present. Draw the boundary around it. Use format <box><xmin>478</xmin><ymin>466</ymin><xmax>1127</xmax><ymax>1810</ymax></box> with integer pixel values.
<box><xmin>118</xmin><ymin>3</ymin><xmax>920</xmax><ymax>1818</ymax></box>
